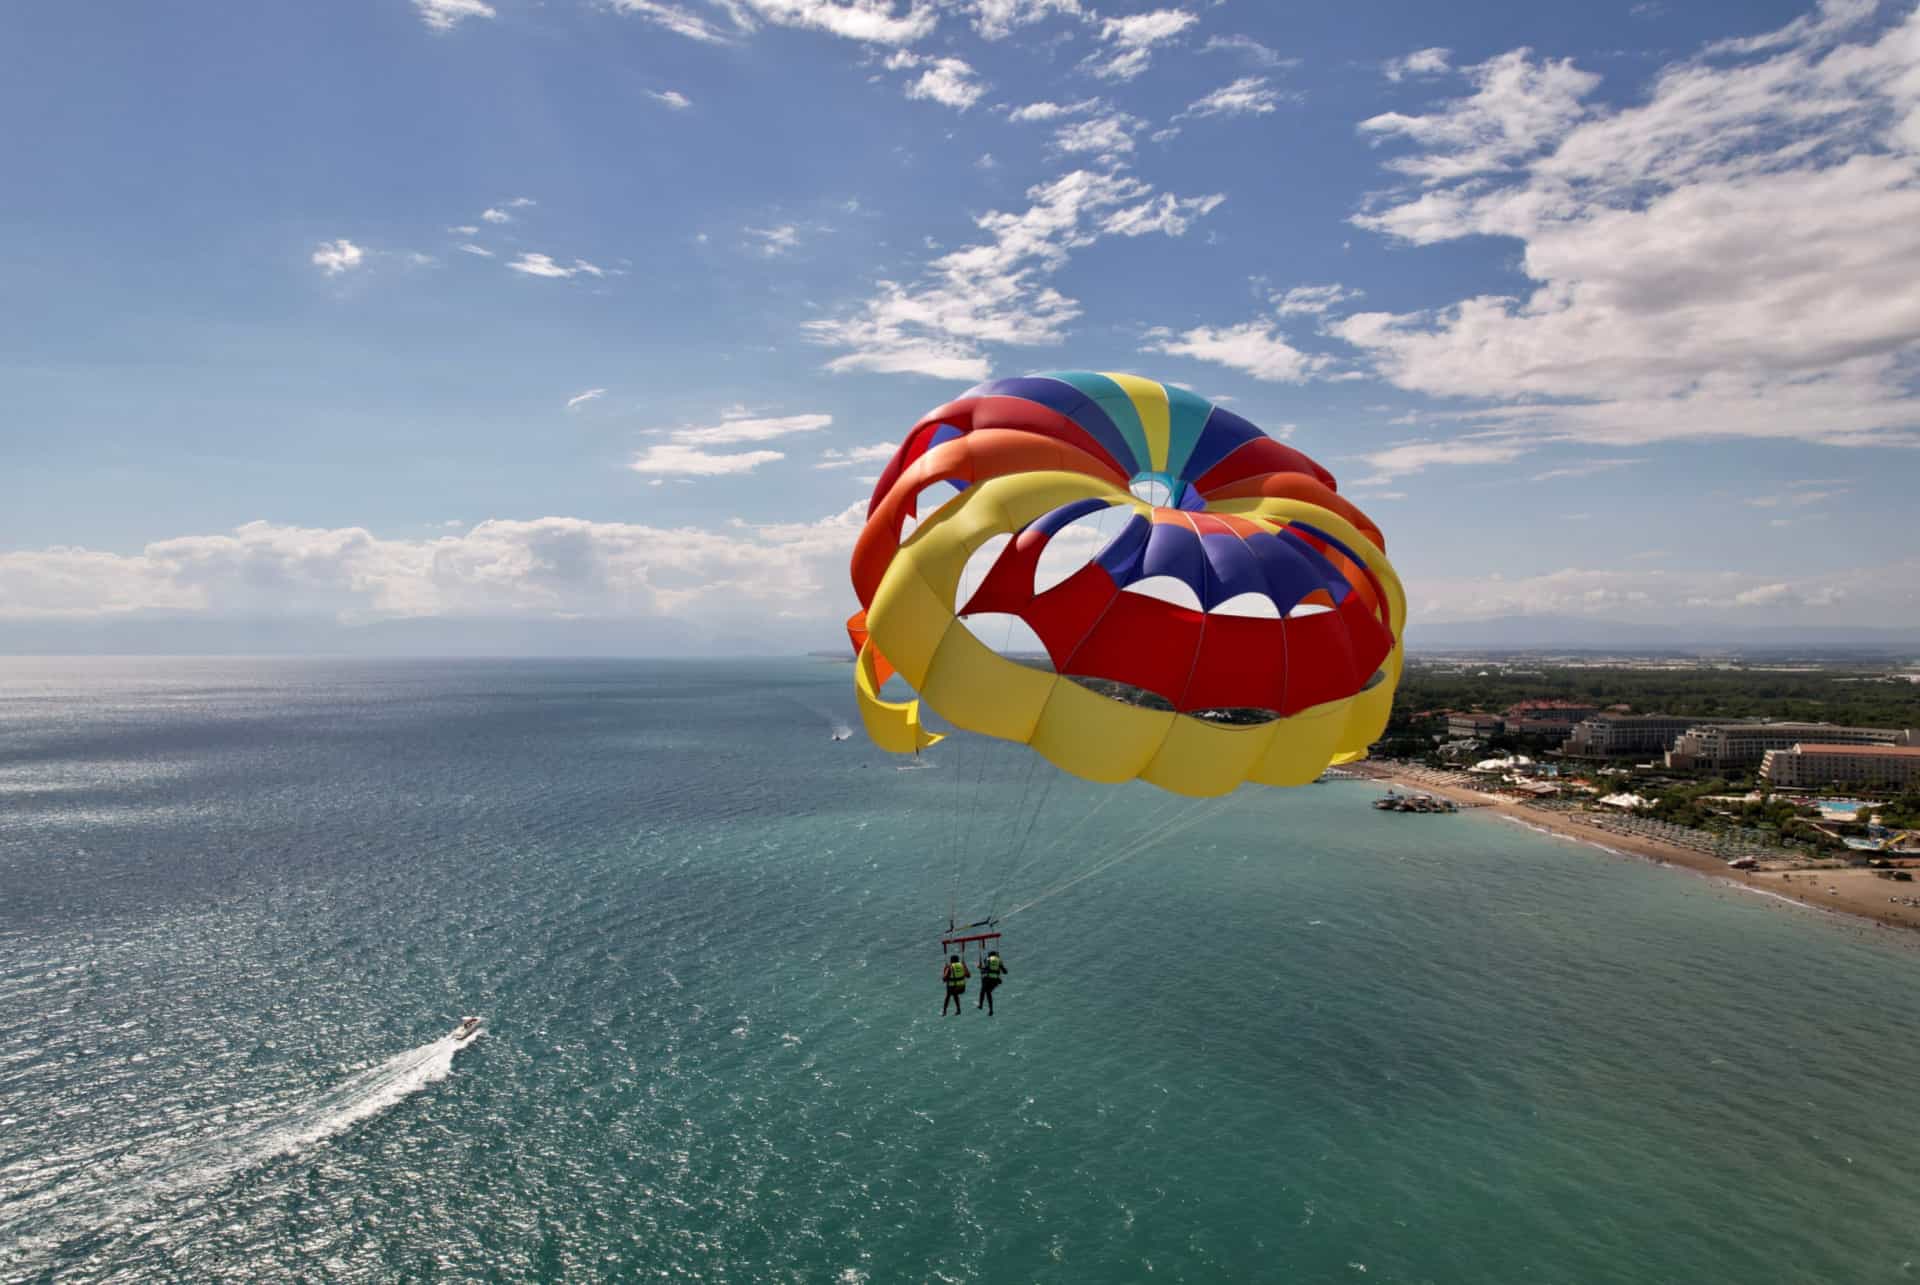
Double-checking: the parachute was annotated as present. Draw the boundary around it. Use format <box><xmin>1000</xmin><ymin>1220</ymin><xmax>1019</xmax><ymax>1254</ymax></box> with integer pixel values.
<box><xmin>847</xmin><ymin>372</ymin><xmax>1404</xmax><ymax>799</ymax></box>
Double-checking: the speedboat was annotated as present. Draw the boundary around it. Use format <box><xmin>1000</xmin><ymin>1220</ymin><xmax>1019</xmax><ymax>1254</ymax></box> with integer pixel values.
<box><xmin>451</xmin><ymin>1016</ymin><xmax>483</xmax><ymax>1043</ymax></box>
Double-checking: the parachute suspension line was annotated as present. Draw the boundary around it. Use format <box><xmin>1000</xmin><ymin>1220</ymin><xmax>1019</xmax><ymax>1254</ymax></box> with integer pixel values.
<box><xmin>994</xmin><ymin>785</ymin><xmax>1121</xmax><ymax>896</ymax></box>
<box><xmin>946</xmin><ymin>603</ymin><xmax>1018</xmax><ymax>927</ymax></box>
<box><xmin>986</xmin><ymin>754</ymin><xmax>1060</xmax><ymax>922</ymax></box>
<box><xmin>978</xmin><ymin>741</ymin><xmax>1043</xmax><ymax>918</ymax></box>
<box><xmin>1003</xmin><ymin>792</ymin><xmax>1240</xmax><ymax>920</ymax></box>
<box><xmin>1001</xmin><ymin>789</ymin><xmax>1196</xmax><ymax>920</ymax></box>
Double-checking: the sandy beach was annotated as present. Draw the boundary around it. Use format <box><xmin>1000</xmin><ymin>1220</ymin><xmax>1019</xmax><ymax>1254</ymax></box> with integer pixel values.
<box><xmin>1353</xmin><ymin>764</ymin><xmax>1920</xmax><ymax>940</ymax></box>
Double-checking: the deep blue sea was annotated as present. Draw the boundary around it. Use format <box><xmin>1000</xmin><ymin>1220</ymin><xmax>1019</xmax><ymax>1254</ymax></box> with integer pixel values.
<box><xmin>4</xmin><ymin>657</ymin><xmax>1920</xmax><ymax>1283</ymax></box>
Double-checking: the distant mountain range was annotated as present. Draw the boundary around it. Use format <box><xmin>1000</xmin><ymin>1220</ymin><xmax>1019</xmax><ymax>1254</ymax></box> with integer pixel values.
<box><xmin>1408</xmin><ymin>614</ymin><xmax>1918</xmax><ymax>652</ymax></box>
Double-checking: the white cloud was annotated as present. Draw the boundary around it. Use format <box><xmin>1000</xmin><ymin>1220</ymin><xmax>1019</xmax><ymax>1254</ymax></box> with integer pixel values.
<box><xmin>1410</xmin><ymin>559</ymin><xmax>1917</xmax><ymax>624</ymax></box>
<box><xmin>746</xmin><ymin>224</ymin><xmax>802</xmax><ymax>256</ymax></box>
<box><xmin>457</xmin><ymin>243</ymin><xmax>495</xmax><ymax>257</ymax></box>
<box><xmin>968</xmin><ymin>0</ymin><xmax>1080</xmax><ymax>40</ymax></box>
<box><xmin>1008</xmin><ymin>97</ymin><xmax>1101</xmax><ymax>123</ymax></box>
<box><xmin>1383</xmin><ymin>47</ymin><xmax>1451</xmax><ymax>81</ymax></box>
<box><xmin>508</xmin><ymin>197</ymin><xmax>536</xmax><ymax>208</ymax></box>
<box><xmin>899</xmin><ymin>55</ymin><xmax>986</xmax><ymax>110</ymax></box>
<box><xmin>1358</xmin><ymin>437</ymin><xmax>1534</xmax><ymax>479</ymax></box>
<box><xmin>1179</xmin><ymin>76</ymin><xmax>1289</xmax><ymax>120</ymax></box>
<box><xmin>566</xmin><ymin>388</ymin><xmax>608</xmax><ymax>410</ymax></box>
<box><xmin>648</xmin><ymin>89</ymin><xmax>693</xmax><ymax>109</ymax></box>
<box><xmin>1052</xmin><ymin>112</ymin><xmax>1142</xmax><ymax>157</ymax></box>
<box><xmin>630</xmin><ymin>411</ymin><xmax>833</xmax><ymax>477</ymax></box>
<box><xmin>1528</xmin><ymin>456</ymin><xmax>1645</xmax><ymax>482</ymax></box>
<box><xmin>728</xmin><ymin>0</ymin><xmax>938</xmax><ymax>45</ymax></box>
<box><xmin>815</xmin><ymin>441</ymin><xmax>899</xmax><ymax>468</ymax></box>
<box><xmin>608</xmin><ymin>0</ymin><xmax>738</xmax><ymax>43</ymax></box>
<box><xmin>1745</xmin><ymin>487</ymin><xmax>1847</xmax><ymax>508</ymax></box>
<box><xmin>967</xmin><ymin>0</ymin><xmax>1090</xmax><ymax>39</ymax></box>
<box><xmin>1272</xmin><ymin>283</ymin><xmax>1361</xmax><ymax>315</ymax></box>
<box><xmin>449</xmin><ymin>225</ymin><xmax>480</xmax><ymax>235</ymax></box>
<box><xmin>629</xmin><ymin>445</ymin><xmax>787</xmax><ymax>475</ymax></box>
<box><xmin>311</xmin><ymin>239</ymin><xmax>365</xmax><ymax>276</ymax></box>
<box><xmin>1359</xmin><ymin>49</ymin><xmax>1599</xmax><ymax>183</ymax></box>
<box><xmin>1336</xmin><ymin>6</ymin><xmax>1920</xmax><ymax>452</ymax></box>
<box><xmin>1100</xmin><ymin>191</ymin><xmax>1224</xmax><ymax>237</ymax></box>
<box><xmin>507</xmin><ymin>253</ymin><xmax>579</xmax><ymax>278</ymax></box>
<box><xmin>669</xmin><ymin>411</ymin><xmax>834</xmax><ymax>444</ymax></box>
<box><xmin>1085</xmin><ymin>8</ymin><xmax>1197</xmax><ymax>82</ymax></box>
<box><xmin>481</xmin><ymin>207</ymin><xmax>512</xmax><ymax>223</ymax></box>
<box><xmin>1199</xmin><ymin>34</ymin><xmax>1292</xmax><ymax>67</ymax></box>
<box><xmin>1144</xmin><ymin>321</ymin><xmax>1327</xmax><ymax>383</ymax></box>
<box><xmin>806</xmin><ymin>168</ymin><xmax>1226</xmax><ymax>379</ymax></box>
<box><xmin>414</xmin><ymin>0</ymin><xmax>495</xmax><ymax>31</ymax></box>
<box><xmin>0</xmin><ymin>510</ymin><xmax>878</xmax><ymax>625</ymax></box>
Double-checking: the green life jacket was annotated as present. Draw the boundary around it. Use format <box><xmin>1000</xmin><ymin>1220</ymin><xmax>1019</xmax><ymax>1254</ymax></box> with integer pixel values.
<box><xmin>946</xmin><ymin>961</ymin><xmax>967</xmax><ymax>983</ymax></box>
<box><xmin>983</xmin><ymin>956</ymin><xmax>1004</xmax><ymax>979</ymax></box>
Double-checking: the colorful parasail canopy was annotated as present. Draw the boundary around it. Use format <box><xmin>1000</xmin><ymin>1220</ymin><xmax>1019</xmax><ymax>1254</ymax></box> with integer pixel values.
<box><xmin>847</xmin><ymin>372</ymin><xmax>1405</xmax><ymax>797</ymax></box>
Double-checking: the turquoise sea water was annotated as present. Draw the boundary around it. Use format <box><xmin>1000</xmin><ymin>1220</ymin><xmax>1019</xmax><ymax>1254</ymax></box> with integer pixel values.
<box><xmin>4</xmin><ymin>657</ymin><xmax>1920</xmax><ymax>1283</ymax></box>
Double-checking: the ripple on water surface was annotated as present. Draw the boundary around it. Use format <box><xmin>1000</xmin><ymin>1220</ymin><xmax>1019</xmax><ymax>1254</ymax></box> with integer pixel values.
<box><xmin>3</xmin><ymin>658</ymin><xmax>1919</xmax><ymax>1283</ymax></box>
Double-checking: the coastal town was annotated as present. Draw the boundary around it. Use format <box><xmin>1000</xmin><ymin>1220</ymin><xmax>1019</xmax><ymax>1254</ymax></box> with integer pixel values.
<box><xmin>1360</xmin><ymin>651</ymin><xmax>1920</xmax><ymax>933</ymax></box>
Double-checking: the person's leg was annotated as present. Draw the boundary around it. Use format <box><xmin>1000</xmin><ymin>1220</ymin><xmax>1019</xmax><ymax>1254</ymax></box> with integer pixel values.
<box><xmin>985</xmin><ymin>984</ymin><xmax>995</xmax><ymax>1016</ymax></box>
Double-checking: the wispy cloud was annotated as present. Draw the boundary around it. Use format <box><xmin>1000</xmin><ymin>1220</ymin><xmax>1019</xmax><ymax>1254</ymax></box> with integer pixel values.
<box><xmin>1052</xmin><ymin>112</ymin><xmax>1143</xmax><ymax>158</ymax></box>
<box><xmin>1745</xmin><ymin>487</ymin><xmax>1848</xmax><ymax>509</ymax></box>
<box><xmin>1179</xmin><ymin>76</ymin><xmax>1293</xmax><ymax>120</ymax></box>
<box><xmin>631</xmin><ymin>411</ymin><xmax>834</xmax><ymax>476</ymax></box>
<box><xmin>815</xmin><ymin>441</ymin><xmax>898</xmax><ymax>469</ymax></box>
<box><xmin>456</xmin><ymin>243</ymin><xmax>494</xmax><ymax>258</ymax></box>
<box><xmin>413</xmin><ymin>0</ymin><xmax>495</xmax><ymax>31</ymax></box>
<box><xmin>727</xmin><ymin>0</ymin><xmax>938</xmax><ymax>45</ymax></box>
<box><xmin>967</xmin><ymin>0</ymin><xmax>1081</xmax><ymax>40</ymax></box>
<box><xmin>1528</xmin><ymin>457</ymin><xmax>1645</xmax><ymax>482</ymax></box>
<box><xmin>507</xmin><ymin>253</ymin><xmax>604</xmax><ymax>279</ymax></box>
<box><xmin>745</xmin><ymin>224</ymin><xmax>802</xmax><ymax>257</ymax></box>
<box><xmin>1084</xmin><ymin>8</ymin><xmax>1197</xmax><ymax>82</ymax></box>
<box><xmin>1008</xmin><ymin>97</ymin><xmax>1101</xmax><ymax>123</ymax></box>
<box><xmin>607</xmin><ymin>0</ymin><xmax>737</xmax><ymax>43</ymax></box>
<box><xmin>1144</xmin><ymin>321</ymin><xmax>1327</xmax><ymax>383</ymax></box>
<box><xmin>647</xmin><ymin>89</ymin><xmax>693</xmax><ymax>109</ymax></box>
<box><xmin>1199</xmin><ymin>34</ymin><xmax>1294</xmax><ymax>68</ymax></box>
<box><xmin>566</xmin><ymin>388</ymin><xmax>607</xmax><ymax>410</ymax></box>
<box><xmin>806</xmin><ymin>169</ymin><xmax>1225</xmax><ymax>379</ymax></box>
<box><xmin>482</xmin><ymin>207</ymin><xmax>513</xmax><ymax>224</ymax></box>
<box><xmin>311</xmin><ymin>239</ymin><xmax>365</xmax><ymax>276</ymax></box>
<box><xmin>1382</xmin><ymin>46</ymin><xmax>1451</xmax><ymax>81</ymax></box>
<box><xmin>1272</xmin><ymin>283</ymin><xmax>1360</xmax><ymax>315</ymax></box>
<box><xmin>1358</xmin><ymin>437</ymin><xmax>1534</xmax><ymax>479</ymax></box>
<box><xmin>1336</xmin><ymin>7</ymin><xmax>1920</xmax><ymax>451</ymax></box>
<box><xmin>887</xmin><ymin>52</ymin><xmax>986</xmax><ymax>110</ymax></box>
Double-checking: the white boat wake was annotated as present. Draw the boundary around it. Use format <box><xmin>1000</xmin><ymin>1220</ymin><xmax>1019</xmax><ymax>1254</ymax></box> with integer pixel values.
<box><xmin>0</xmin><ymin>1028</ymin><xmax>477</xmax><ymax>1265</ymax></box>
<box><xmin>178</xmin><ymin>1030</ymin><xmax>470</xmax><ymax>1185</ymax></box>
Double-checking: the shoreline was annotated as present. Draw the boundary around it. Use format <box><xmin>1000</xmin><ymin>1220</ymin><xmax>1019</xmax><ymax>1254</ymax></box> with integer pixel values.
<box><xmin>1351</xmin><ymin>765</ymin><xmax>1920</xmax><ymax>940</ymax></box>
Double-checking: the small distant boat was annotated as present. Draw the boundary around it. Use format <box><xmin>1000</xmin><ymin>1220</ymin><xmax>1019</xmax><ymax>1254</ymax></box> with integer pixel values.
<box><xmin>830</xmin><ymin>727</ymin><xmax>852</xmax><ymax>742</ymax></box>
<box><xmin>451</xmin><ymin>1016</ymin><xmax>483</xmax><ymax>1043</ymax></box>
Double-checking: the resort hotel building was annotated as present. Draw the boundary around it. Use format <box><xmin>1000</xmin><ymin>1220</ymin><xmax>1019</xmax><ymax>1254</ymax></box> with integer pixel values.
<box><xmin>1760</xmin><ymin>744</ymin><xmax>1920</xmax><ymax>790</ymax></box>
<box><xmin>1666</xmin><ymin>722</ymin><xmax>1913</xmax><ymax>772</ymax></box>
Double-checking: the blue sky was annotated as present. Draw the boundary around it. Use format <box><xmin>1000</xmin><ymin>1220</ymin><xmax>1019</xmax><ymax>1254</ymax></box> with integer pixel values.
<box><xmin>4</xmin><ymin>0</ymin><xmax>1918</xmax><ymax>649</ymax></box>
